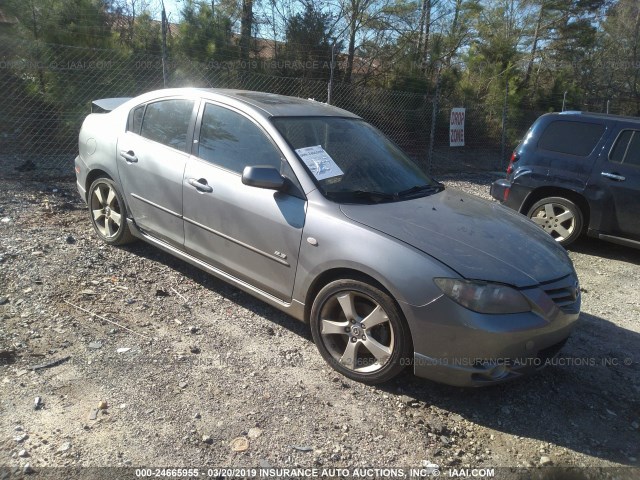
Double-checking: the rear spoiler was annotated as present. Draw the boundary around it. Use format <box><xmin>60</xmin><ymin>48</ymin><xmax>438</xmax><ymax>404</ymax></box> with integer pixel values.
<box><xmin>91</xmin><ymin>97</ymin><xmax>132</xmax><ymax>113</ymax></box>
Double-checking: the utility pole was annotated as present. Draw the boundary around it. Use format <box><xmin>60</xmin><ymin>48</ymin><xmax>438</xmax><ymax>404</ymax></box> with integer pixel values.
<box><xmin>562</xmin><ymin>91</ymin><xmax>567</xmax><ymax>112</ymax></box>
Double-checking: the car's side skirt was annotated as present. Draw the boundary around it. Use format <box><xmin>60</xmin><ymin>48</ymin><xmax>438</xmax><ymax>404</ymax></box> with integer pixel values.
<box><xmin>595</xmin><ymin>232</ymin><xmax>640</xmax><ymax>250</ymax></box>
<box><xmin>126</xmin><ymin>218</ymin><xmax>307</xmax><ymax>321</ymax></box>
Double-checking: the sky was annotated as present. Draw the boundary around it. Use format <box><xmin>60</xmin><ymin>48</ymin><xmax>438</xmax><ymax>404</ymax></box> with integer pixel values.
<box><xmin>152</xmin><ymin>0</ymin><xmax>182</xmax><ymax>22</ymax></box>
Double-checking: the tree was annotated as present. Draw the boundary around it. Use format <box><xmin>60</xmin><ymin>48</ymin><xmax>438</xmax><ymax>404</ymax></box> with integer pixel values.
<box><xmin>338</xmin><ymin>0</ymin><xmax>381</xmax><ymax>83</ymax></box>
<box><xmin>282</xmin><ymin>2</ymin><xmax>336</xmax><ymax>79</ymax></box>
<box><xmin>130</xmin><ymin>11</ymin><xmax>163</xmax><ymax>56</ymax></box>
<box><xmin>111</xmin><ymin>0</ymin><xmax>154</xmax><ymax>47</ymax></box>
<box><xmin>177</xmin><ymin>0</ymin><xmax>235</xmax><ymax>63</ymax></box>
<box><xmin>598</xmin><ymin>0</ymin><xmax>640</xmax><ymax>114</ymax></box>
<box><xmin>240</xmin><ymin>0</ymin><xmax>253</xmax><ymax>60</ymax></box>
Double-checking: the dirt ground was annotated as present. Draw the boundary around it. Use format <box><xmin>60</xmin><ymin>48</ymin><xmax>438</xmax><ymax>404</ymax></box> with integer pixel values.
<box><xmin>0</xmin><ymin>174</ymin><xmax>638</xmax><ymax>480</ymax></box>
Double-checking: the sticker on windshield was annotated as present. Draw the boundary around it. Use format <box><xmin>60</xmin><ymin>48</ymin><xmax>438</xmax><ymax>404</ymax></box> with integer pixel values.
<box><xmin>295</xmin><ymin>145</ymin><xmax>344</xmax><ymax>181</ymax></box>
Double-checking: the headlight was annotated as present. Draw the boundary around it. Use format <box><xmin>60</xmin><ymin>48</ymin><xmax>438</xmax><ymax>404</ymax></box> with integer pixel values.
<box><xmin>434</xmin><ymin>278</ymin><xmax>531</xmax><ymax>314</ymax></box>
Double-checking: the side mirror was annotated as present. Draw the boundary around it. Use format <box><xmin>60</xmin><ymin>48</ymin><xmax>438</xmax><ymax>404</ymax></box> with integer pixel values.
<box><xmin>242</xmin><ymin>166</ymin><xmax>286</xmax><ymax>190</ymax></box>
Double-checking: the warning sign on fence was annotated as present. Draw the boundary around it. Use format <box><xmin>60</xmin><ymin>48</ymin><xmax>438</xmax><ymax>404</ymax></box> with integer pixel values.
<box><xmin>450</xmin><ymin>108</ymin><xmax>465</xmax><ymax>147</ymax></box>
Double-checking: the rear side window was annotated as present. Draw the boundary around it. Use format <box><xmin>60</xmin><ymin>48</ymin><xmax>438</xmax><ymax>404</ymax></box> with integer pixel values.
<box><xmin>140</xmin><ymin>99</ymin><xmax>194</xmax><ymax>152</ymax></box>
<box><xmin>127</xmin><ymin>105</ymin><xmax>145</xmax><ymax>134</ymax></box>
<box><xmin>609</xmin><ymin>130</ymin><xmax>640</xmax><ymax>167</ymax></box>
<box><xmin>538</xmin><ymin>121</ymin><xmax>605</xmax><ymax>156</ymax></box>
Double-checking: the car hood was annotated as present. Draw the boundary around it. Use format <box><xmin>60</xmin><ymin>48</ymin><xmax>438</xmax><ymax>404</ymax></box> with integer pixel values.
<box><xmin>339</xmin><ymin>189</ymin><xmax>573</xmax><ymax>288</ymax></box>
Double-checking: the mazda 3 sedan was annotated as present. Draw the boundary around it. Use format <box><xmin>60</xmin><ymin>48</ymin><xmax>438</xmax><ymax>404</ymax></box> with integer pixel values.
<box><xmin>75</xmin><ymin>88</ymin><xmax>580</xmax><ymax>386</ymax></box>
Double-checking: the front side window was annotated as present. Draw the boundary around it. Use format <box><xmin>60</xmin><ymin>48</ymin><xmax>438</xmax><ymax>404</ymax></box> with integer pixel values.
<box><xmin>538</xmin><ymin>120</ymin><xmax>605</xmax><ymax>156</ymax></box>
<box><xmin>272</xmin><ymin>116</ymin><xmax>442</xmax><ymax>203</ymax></box>
<box><xmin>140</xmin><ymin>99</ymin><xmax>194</xmax><ymax>152</ymax></box>
<box><xmin>609</xmin><ymin>130</ymin><xmax>640</xmax><ymax>167</ymax></box>
<box><xmin>198</xmin><ymin>103</ymin><xmax>283</xmax><ymax>174</ymax></box>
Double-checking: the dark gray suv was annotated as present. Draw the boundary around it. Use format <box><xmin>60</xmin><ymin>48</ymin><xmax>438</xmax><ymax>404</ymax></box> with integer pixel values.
<box><xmin>491</xmin><ymin>112</ymin><xmax>640</xmax><ymax>248</ymax></box>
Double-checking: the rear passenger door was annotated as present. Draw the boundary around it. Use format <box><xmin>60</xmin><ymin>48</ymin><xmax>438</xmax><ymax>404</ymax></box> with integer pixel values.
<box><xmin>535</xmin><ymin>119</ymin><xmax>609</xmax><ymax>190</ymax></box>
<box><xmin>117</xmin><ymin>97</ymin><xmax>198</xmax><ymax>246</ymax></box>
<box><xmin>592</xmin><ymin>127</ymin><xmax>640</xmax><ymax>239</ymax></box>
<box><xmin>182</xmin><ymin>102</ymin><xmax>306</xmax><ymax>301</ymax></box>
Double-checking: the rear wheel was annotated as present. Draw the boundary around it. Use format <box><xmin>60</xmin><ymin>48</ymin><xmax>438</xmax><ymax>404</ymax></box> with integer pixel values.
<box><xmin>310</xmin><ymin>279</ymin><xmax>412</xmax><ymax>384</ymax></box>
<box><xmin>88</xmin><ymin>178</ymin><xmax>136</xmax><ymax>245</ymax></box>
<box><xmin>527</xmin><ymin>196</ymin><xmax>583</xmax><ymax>246</ymax></box>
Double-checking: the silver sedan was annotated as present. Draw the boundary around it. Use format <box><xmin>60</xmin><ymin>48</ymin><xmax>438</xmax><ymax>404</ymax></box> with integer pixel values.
<box><xmin>75</xmin><ymin>88</ymin><xmax>580</xmax><ymax>386</ymax></box>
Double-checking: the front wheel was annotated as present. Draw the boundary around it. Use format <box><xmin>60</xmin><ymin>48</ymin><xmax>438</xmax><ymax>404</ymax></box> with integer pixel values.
<box><xmin>88</xmin><ymin>178</ymin><xmax>136</xmax><ymax>245</ymax></box>
<box><xmin>526</xmin><ymin>196</ymin><xmax>583</xmax><ymax>246</ymax></box>
<box><xmin>310</xmin><ymin>279</ymin><xmax>412</xmax><ymax>384</ymax></box>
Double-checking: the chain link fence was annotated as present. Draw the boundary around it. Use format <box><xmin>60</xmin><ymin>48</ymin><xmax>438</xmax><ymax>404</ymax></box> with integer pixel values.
<box><xmin>1</xmin><ymin>40</ymin><xmax>542</xmax><ymax>179</ymax></box>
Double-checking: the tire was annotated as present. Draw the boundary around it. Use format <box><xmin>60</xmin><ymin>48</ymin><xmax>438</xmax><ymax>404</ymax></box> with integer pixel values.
<box><xmin>88</xmin><ymin>178</ymin><xmax>136</xmax><ymax>246</ymax></box>
<box><xmin>526</xmin><ymin>196</ymin><xmax>583</xmax><ymax>247</ymax></box>
<box><xmin>310</xmin><ymin>279</ymin><xmax>412</xmax><ymax>384</ymax></box>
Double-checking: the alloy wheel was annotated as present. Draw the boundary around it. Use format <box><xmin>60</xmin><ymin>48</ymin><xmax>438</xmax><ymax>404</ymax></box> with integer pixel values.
<box><xmin>90</xmin><ymin>182</ymin><xmax>123</xmax><ymax>239</ymax></box>
<box><xmin>529</xmin><ymin>202</ymin><xmax>576</xmax><ymax>242</ymax></box>
<box><xmin>319</xmin><ymin>290</ymin><xmax>395</xmax><ymax>374</ymax></box>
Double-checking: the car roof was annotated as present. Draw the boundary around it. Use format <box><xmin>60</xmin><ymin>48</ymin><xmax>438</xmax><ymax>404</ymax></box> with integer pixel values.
<box><xmin>141</xmin><ymin>88</ymin><xmax>360</xmax><ymax>118</ymax></box>
<box><xmin>552</xmin><ymin>111</ymin><xmax>640</xmax><ymax>124</ymax></box>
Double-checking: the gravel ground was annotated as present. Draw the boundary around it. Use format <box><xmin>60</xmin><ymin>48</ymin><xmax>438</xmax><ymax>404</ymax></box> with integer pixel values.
<box><xmin>0</xmin><ymin>174</ymin><xmax>638</xmax><ymax>479</ymax></box>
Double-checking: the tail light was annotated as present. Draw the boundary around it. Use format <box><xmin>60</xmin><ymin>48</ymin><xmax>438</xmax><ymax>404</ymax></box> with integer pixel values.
<box><xmin>506</xmin><ymin>151</ymin><xmax>519</xmax><ymax>174</ymax></box>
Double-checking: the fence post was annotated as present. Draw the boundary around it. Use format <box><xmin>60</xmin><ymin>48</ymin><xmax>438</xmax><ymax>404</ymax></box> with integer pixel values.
<box><xmin>500</xmin><ymin>73</ymin><xmax>509</xmax><ymax>171</ymax></box>
<box><xmin>427</xmin><ymin>66</ymin><xmax>441</xmax><ymax>175</ymax></box>
<box><xmin>327</xmin><ymin>42</ymin><xmax>336</xmax><ymax>104</ymax></box>
<box><xmin>161</xmin><ymin>2</ymin><xmax>169</xmax><ymax>88</ymax></box>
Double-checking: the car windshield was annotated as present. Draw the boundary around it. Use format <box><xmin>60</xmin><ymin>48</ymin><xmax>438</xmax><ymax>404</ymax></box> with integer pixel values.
<box><xmin>272</xmin><ymin>117</ymin><xmax>443</xmax><ymax>203</ymax></box>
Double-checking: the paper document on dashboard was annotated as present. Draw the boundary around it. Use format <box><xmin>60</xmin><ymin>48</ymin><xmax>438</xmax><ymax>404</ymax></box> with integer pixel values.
<box><xmin>295</xmin><ymin>145</ymin><xmax>344</xmax><ymax>181</ymax></box>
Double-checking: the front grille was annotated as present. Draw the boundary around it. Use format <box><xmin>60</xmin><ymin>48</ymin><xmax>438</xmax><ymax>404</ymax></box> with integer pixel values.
<box><xmin>540</xmin><ymin>275</ymin><xmax>580</xmax><ymax>313</ymax></box>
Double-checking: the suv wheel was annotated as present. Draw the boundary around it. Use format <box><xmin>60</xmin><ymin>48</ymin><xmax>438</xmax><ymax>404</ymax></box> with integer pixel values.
<box><xmin>527</xmin><ymin>196</ymin><xmax>583</xmax><ymax>246</ymax></box>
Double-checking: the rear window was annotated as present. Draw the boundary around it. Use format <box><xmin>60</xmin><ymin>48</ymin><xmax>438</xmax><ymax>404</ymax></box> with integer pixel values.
<box><xmin>609</xmin><ymin>130</ymin><xmax>640</xmax><ymax>167</ymax></box>
<box><xmin>538</xmin><ymin>120</ymin><xmax>605</xmax><ymax>156</ymax></box>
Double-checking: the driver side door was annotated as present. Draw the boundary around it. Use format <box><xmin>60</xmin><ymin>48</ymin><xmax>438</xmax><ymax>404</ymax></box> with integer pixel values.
<box><xmin>182</xmin><ymin>102</ymin><xmax>306</xmax><ymax>301</ymax></box>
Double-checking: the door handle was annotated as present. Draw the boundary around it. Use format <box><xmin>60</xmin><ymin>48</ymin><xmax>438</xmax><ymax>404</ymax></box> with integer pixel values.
<box><xmin>188</xmin><ymin>178</ymin><xmax>213</xmax><ymax>193</ymax></box>
<box><xmin>601</xmin><ymin>172</ymin><xmax>626</xmax><ymax>182</ymax></box>
<box><xmin>120</xmin><ymin>150</ymin><xmax>138</xmax><ymax>163</ymax></box>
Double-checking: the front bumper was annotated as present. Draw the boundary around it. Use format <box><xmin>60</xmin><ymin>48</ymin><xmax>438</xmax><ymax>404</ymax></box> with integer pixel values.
<box><xmin>405</xmin><ymin>276</ymin><xmax>580</xmax><ymax>387</ymax></box>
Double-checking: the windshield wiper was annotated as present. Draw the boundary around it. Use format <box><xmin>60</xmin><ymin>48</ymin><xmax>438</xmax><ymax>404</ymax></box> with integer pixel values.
<box><xmin>396</xmin><ymin>183</ymin><xmax>444</xmax><ymax>198</ymax></box>
<box><xmin>326</xmin><ymin>190</ymin><xmax>397</xmax><ymax>203</ymax></box>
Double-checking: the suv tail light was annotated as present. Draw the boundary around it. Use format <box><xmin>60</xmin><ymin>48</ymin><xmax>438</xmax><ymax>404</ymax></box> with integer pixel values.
<box><xmin>506</xmin><ymin>151</ymin><xmax>519</xmax><ymax>174</ymax></box>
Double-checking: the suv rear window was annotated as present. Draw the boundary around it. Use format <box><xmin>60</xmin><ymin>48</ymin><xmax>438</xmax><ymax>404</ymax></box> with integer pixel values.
<box><xmin>610</xmin><ymin>130</ymin><xmax>640</xmax><ymax>166</ymax></box>
<box><xmin>538</xmin><ymin>121</ymin><xmax>605</xmax><ymax>156</ymax></box>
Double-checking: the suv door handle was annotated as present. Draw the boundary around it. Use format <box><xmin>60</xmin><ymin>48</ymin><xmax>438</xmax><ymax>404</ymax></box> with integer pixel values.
<box><xmin>120</xmin><ymin>150</ymin><xmax>138</xmax><ymax>163</ymax></box>
<box><xmin>188</xmin><ymin>178</ymin><xmax>213</xmax><ymax>193</ymax></box>
<box><xmin>601</xmin><ymin>172</ymin><xmax>626</xmax><ymax>182</ymax></box>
